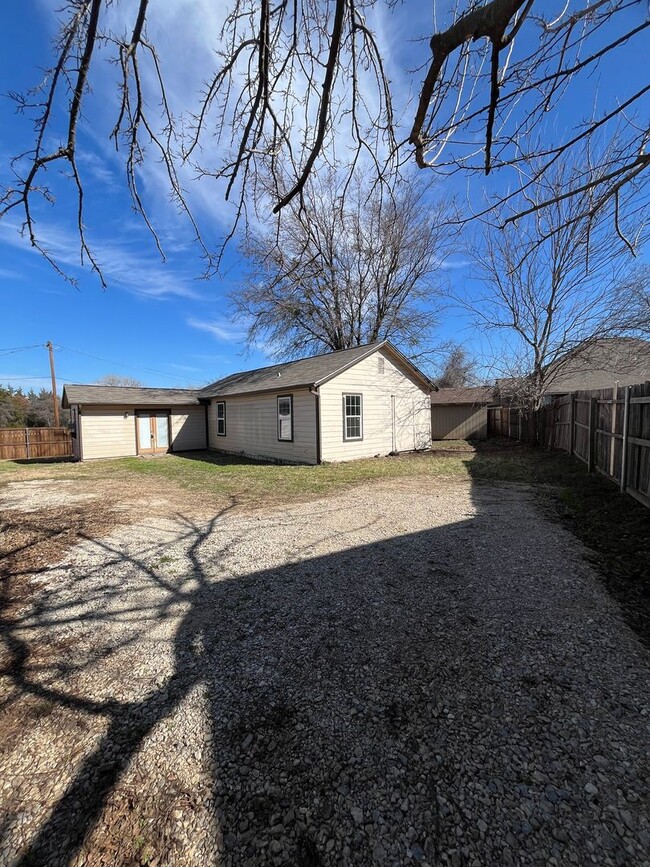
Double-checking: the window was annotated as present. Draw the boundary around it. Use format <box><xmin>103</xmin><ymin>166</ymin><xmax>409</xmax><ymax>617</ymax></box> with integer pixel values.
<box><xmin>343</xmin><ymin>394</ymin><xmax>363</xmax><ymax>440</ymax></box>
<box><xmin>216</xmin><ymin>401</ymin><xmax>226</xmax><ymax>436</ymax></box>
<box><xmin>277</xmin><ymin>395</ymin><xmax>293</xmax><ymax>441</ymax></box>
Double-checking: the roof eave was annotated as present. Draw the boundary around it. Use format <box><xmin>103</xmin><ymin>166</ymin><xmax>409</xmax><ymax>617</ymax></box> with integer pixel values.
<box><xmin>203</xmin><ymin>382</ymin><xmax>314</xmax><ymax>399</ymax></box>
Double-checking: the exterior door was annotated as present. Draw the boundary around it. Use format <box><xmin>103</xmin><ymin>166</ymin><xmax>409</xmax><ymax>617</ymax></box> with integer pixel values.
<box><xmin>136</xmin><ymin>412</ymin><xmax>170</xmax><ymax>454</ymax></box>
<box><xmin>391</xmin><ymin>393</ymin><xmax>415</xmax><ymax>452</ymax></box>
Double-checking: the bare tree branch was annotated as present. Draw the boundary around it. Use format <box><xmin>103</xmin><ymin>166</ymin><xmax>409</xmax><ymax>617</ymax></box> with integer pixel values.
<box><xmin>234</xmin><ymin>171</ymin><xmax>457</xmax><ymax>358</ymax></box>
<box><xmin>2</xmin><ymin>0</ymin><xmax>649</xmax><ymax>283</ymax></box>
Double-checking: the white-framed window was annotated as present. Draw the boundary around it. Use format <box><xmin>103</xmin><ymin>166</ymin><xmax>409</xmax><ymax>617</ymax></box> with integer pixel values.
<box><xmin>343</xmin><ymin>394</ymin><xmax>363</xmax><ymax>440</ymax></box>
<box><xmin>277</xmin><ymin>395</ymin><xmax>293</xmax><ymax>441</ymax></box>
<box><xmin>216</xmin><ymin>401</ymin><xmax>226</xmax><ymax>436</ymax></box>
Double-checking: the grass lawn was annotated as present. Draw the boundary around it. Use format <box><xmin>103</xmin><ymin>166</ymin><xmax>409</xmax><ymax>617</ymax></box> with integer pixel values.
<box><xmin>0</xmin><ymin>439</ymin><xmax>640</xmax><ymax>502</ymax></box>
<box><xmin>0</xmin><ymin>441</ymin><xmax>555</xmax><ymax>503</ymax></box>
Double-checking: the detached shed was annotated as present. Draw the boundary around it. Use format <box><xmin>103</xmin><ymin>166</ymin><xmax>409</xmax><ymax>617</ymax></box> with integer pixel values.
<box><xmin>430</xmin><ymin>386</ymin><xmax>495</xmax><ymax>440</ymax></box>
<box><xmin>62</xmin><ymin>386</ymin><xmax>207</xmax><ymax>460</ymax></box>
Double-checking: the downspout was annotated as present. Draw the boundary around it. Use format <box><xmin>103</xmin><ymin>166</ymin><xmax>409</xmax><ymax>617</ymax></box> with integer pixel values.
<box><xmin>77</xmin><ymin>406</ymin><xmax>84</xmax><ymax>462</ymax></box>
<box><xmin>310</xmin><ymin>386</ymin><xmax>321</xmax><ymax>464</ymax></box>
<box><xmin>200</xmin><ymin>399</ymin><xmax>210</xmax><ymax>449</ymax></box>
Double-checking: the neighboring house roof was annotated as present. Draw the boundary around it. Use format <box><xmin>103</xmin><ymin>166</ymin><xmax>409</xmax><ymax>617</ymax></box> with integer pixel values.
<box><xmin>430</xmin><ymin>386</ymin><xmax>495</xmax><ymax>406</ymax></box>
<box><xmin>62</xmin><ymin>385</ymin><xmax>202</xmax><ymax>408</ymax></box>
<box><xmin>544</xmin><ymin>338</ymin><xmax>650</xmax><ymax>394</ymax></box>
<box><xmin>200</xmin><ymin>341</ymin><xmax>434</xmax><ymax>397</ymax></box>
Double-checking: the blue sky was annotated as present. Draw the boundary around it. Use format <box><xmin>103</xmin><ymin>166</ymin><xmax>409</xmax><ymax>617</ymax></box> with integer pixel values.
<box><xmin>0</xmin><ymin>2</ymin><xmax>263</xmax><ymax>391</ymax></box>
<box><xmin>0</xmin><ymin>2</ymin><xmax>647</xmax><ymax>392</ymax></box>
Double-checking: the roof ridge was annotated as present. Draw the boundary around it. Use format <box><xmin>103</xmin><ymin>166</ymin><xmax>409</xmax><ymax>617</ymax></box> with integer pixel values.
<box><xmin>200</xmin><ymin>341</ymin><xmax>385</xmax><ymax>392</ymax></box>
<box><xmin>63</xmin><ymin>383</ymin><xmax>199</xmax><ymax>390</ymax></box>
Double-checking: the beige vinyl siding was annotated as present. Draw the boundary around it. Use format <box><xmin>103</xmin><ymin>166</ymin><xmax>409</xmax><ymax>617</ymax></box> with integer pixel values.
<box><xmin>431</xmin><ymin>405</ymin><xmax>488</xmax><ymax>440</ymax></box>
<box><xmin>79</xmin><ymin>406</ymin><xmax>137</xmax><ymax>459</ymax></box>
<box><xmin>78</xmin><ymin>404</ymin><xmax>205</xmax><ymax>459</ymax></box>
<box><xmin>319</xmin><ymin>348</ymin><xmax>431</xmax><ymax>462</ymax></box>
<box><xmin>207</xmin><ymin>388</ymin><xmax>318</xmax><ymax>464</ymax></box>
<box><xmin>170</xmin><ymin>406</ymin><xmax>206</xmax><ymax>450</ymax></box>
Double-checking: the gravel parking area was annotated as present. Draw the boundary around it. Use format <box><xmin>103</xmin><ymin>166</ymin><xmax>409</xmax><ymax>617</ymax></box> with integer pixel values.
<box><xmin>1</xmin><ymin>476</ymin><xmax>648</xmax><ymax>866</ymax></box>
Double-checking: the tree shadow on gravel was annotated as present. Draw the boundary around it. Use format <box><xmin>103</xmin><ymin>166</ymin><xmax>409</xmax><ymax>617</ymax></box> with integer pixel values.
<box><xmin>465</xmin><ymin>439</ymin><xmax>650</xmax><ymax>648</ymax></box>
<box><xmin>2</xmin><ymin>483</ymin><xmax>648</xmax><ymax>867</ymax></box>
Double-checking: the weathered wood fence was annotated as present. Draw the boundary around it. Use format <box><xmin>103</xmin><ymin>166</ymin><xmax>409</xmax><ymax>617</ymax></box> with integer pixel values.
<box><xmin>488</xmin><ymin>382</ymin><xmax>650</xmax><ymax>508</ymax></box>
<box><xmin>0</xmin><ymin>427</ymin><xmax>73</xmax><ymax>460</ymax></box>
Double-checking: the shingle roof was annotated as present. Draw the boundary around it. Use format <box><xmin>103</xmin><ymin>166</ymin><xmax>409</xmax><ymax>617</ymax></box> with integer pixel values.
<box><xmin>430</xmin><ymin>386</ymin><xmax>495</xmax><ymax>405</ymax></box>
<box><xmin>62</xmin><ymin>385</ymin><xmax>201</xmax><ymax>408</ymax></box>
<box><xmin>200</xmin><ymin>341</ymin><xmax>432</xmax><ymax>397</ymax></box>
<box><xmin>63</xmin><ymin>341</ymin><xmax>433</xmax><ymax>407</ymax></box>
<box><xmin>544</xmin><ymin>338</ymin><xmax>650</xmax><ymax>394</ymax></box>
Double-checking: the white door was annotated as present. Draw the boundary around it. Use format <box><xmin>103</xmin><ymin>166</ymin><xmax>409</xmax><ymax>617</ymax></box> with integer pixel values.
<box><xmin>392</xmin><ymin>394</ymin><xmax>415</xmax><ymax>452</ymax></box>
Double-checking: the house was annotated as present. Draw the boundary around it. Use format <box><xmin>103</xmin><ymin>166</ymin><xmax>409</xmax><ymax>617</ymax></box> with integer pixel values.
<box><xmin>495</xmin><ymin>338</ymin><xmax>650</xmax><ymax>404</ymax></box>
<box><xmin>543</xmin><ymin>338</ymin><xmax>650</xmax><ymax>396</ymax></box>
<box><xmin>430</xmin><ymin>386</ymin><xmax>495</xmax><ymax>440</ymax></box>
<box><xmin>62</xmin><ymin>341</ymin><xmax>434</xmax><ymax>464</ymax></box>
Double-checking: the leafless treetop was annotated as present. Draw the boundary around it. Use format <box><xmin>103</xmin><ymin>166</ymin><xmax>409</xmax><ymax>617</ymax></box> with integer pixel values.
<box><xmin>1</xmin><ymin>1</ymin><xmax>648</xmax><ymax>282</ymax></box>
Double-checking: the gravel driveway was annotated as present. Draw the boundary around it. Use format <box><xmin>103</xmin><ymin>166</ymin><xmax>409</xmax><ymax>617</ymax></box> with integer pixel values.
<box><xmin>1</xmin><ymin>477</ymin><xmax>648</xmax><ymax>866</ymax></box>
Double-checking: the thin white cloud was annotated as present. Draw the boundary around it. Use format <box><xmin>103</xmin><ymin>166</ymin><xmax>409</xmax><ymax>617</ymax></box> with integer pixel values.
<box><xmin>187</xmin><ymin>317</ymin><xmax>246</xmax><ymax>343</ymax></box>
<box><xmin>439</xmin><ymin>258</ymin><xmax>471</xmax><ymax>270</ymax></box>
<box><xmin>167</xmin><ymin>362</ymin><xmax>204</xmax><ymax>373</ymax></box>
<box><xmin>0</xmin><ymin>266</ymin><xmax>24</xmax><ymax>280</ymax></box>
<box><xmin>0</xmin><ymin>220</ymin><xmax>202</xmax><ymax>301</ymax></box>
<box><xmin>76</xmin><ymin>150</ymin><xmax>116</xmax><ymax>186</ymax></box>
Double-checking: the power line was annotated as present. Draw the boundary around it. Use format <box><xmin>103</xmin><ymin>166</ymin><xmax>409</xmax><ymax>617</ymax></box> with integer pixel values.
<box><xmin>0</xmin><ymin>344</ymin><xmax>44</xmax><ymax>356</ymax></box>
<box><xmin>56</xmin><ymin>344</ymin><xmax>208</xmax><ymax>385</ymax></box>
<box><xmin>0</xmin><ymin>374</ymin><xmax>52</xmax><ymax>380</ymax></box>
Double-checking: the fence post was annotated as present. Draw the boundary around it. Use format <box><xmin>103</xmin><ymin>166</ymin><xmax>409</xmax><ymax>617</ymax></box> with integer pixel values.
<box><xmin>24</xmin><ymin>427</ymin><xmax>30</xmax><ymax>460</ymax></box>
<box><xmin>587</xmin><ymin>397</ymin><xmax>597</xmax><ymax>473</ymax></box>
<box><xmin>569</xmin><ymin>394</ymin><xmax>575</xmax><ymax>455</ymax></box>
<box><xmin>609</xmin><ymin>383</ymin><xmax>618</xmax><ymax>478</ymax></box>
<box><xmin>620</xmin><ymin>386</ymin><xmax>630</xmax><ymax>493</ymax></box>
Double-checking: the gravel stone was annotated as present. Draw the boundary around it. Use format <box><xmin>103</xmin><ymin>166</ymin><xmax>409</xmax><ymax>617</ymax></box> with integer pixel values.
<box><xmin>0</xmin><ymin>477</ymin><xmax>648</xmax><ymax>866</ymax></box>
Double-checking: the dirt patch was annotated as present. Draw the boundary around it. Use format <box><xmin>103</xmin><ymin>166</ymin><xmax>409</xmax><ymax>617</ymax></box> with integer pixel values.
<box><xmin>0</xmin><ymin>479</ymin><xmax>98</xmax><ymax>512</ymax></box>
<box><xmin>1</xmin><ymin>502</ymin><xmax>123</xmax><ymax>581</ymax></box>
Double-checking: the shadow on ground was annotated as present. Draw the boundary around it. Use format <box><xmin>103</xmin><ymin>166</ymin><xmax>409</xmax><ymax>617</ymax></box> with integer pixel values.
<box><xmin>1</xmin><ymin>467</ymin><xmax>648</xmax><ymax>866</ymax></box>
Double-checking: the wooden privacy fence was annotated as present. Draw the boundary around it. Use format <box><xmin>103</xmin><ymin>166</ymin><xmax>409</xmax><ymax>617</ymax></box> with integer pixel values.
<box><xmin>0</xmin><ymin>427</ymin><xmax>73</xmax><ymax>460</ymax></box>
<box><xmin>488</xmin><ymin>382</ymin><xmax>650</xmax><ymax>508</ymax></box>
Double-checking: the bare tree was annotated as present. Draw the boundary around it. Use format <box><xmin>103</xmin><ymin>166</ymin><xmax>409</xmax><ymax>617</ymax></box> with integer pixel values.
<box><xmin>435</xmin><ymin>345</ymin><xmax>477</xmax><ymax>388</ymax></box>
<box><xmin>95</xmin><ymin>374</ymin><xmax>144</xmax><ymax>387</ymax></box>
<box><xmin>608</xmin><ymin>266</ymin><xmax>650</xmax><ymax>338</ymax></box>
<box><xmin>466</xmin><ymin>159</ymin><xmax>644</xmax><ymax>408</ymax></box>
<box><xmin>233</xmin><ymin>173</ymin><xmax>456</xmax><ymax>358</ymax></box>
<box><xmin>1</xmin><ymin>1</ymin><xmax>648</xmax><ymax>282</ymax></box>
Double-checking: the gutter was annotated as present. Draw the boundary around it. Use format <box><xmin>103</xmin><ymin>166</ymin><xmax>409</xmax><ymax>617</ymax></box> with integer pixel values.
<box><xmin>76</xmin><ymin>404</ymin><xmax>84</xmax><ymax>462</ymax></box>
<box><xmin>198</xmin><ymin>397</ymin><xmax>210</xmax><ymax>449</ymax></box>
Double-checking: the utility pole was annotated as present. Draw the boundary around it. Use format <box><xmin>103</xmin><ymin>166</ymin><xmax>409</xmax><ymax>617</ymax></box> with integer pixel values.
<box><xmin>46</xmin><ymin>341</ymin><xmax>60</xmax><ymax>427</ymax></box>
